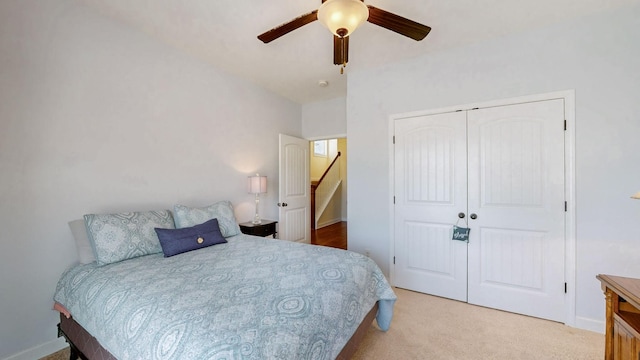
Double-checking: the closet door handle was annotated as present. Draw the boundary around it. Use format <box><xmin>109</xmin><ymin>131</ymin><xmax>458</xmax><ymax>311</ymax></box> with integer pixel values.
<box><xmin>458</xmin><ymin>213</ymin><xmax>465</xmax><ymax>219</ymax></box>
<box><xmin>470</xmin><ymin>213</ymin><xmax>477</xmax><ymax>220</ymax></box>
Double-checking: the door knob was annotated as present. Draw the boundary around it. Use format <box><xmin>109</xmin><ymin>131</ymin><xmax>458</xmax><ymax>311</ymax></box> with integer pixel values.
<box><xmin>458</xmin><ymin>212</ymin><xmax>465</xmax><ymax>219</ymax></box>
<box><xmin>470</xmin><ymin>213</ymin><xmax>477</xmax><ymax>220</ymax></box>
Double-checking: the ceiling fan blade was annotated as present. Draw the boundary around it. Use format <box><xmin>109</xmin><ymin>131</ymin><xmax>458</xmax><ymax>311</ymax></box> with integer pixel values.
<box><xmin>366</xmin><ymin>6</ymin><xmax>431</xmax><ymax>41</ymax></box>
<box><xmin>257</xmin><ymin>10</ymin><xmax>318</xmax><ymax>43</ymax></box>
<box><xmin>333</xmin><ymin>35</ymin><xmax>349</xmax><ymax>65</ymax></box>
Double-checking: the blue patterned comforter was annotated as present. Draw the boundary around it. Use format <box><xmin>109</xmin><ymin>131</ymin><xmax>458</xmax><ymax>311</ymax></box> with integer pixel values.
<box><xmin>54</xmin><ymin>234</ymin><xmax>396</xmax><ymax>359</ymax></box>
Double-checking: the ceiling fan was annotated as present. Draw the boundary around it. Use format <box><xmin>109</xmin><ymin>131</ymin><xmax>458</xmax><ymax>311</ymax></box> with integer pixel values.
<box><xmin>258</xmin><ymin>0</ymin><xmax>431</xmax><ymax>73</ymax></box>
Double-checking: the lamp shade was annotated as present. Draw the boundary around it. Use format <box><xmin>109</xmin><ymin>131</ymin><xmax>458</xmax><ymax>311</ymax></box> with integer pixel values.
<box><xmin>248</xmin><ymin>174</ymin><xmax>267</xmax><ymax>194</ymax></box>
<box><xmin>317</xmin><ymin>0</ymin><xmax>369</xmax><ymax>37</ymax></box>
<box><xmin>632</xmin><ymin>191</ymin><xmax>640</xmax><ymax>199</ymax></box>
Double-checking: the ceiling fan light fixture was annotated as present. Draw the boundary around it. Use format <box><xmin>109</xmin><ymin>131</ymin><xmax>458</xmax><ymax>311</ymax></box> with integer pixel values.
<box><xmin>318</xmin><ymin>0</ymin><xmax>369</xmax><ymax>38</ymax></box>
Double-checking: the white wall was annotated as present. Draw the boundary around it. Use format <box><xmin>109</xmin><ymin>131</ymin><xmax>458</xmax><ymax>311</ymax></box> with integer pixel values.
<box><xmin>0</xmin><ymin>0</ymin><xmax>301</xmax><ymax>358</ymax></box>
<box><xmin>303</xmin><ymin>98</ymin><xmax>349</xmax><ymax>224</ymax></box>
<box><xmin>347</xmin><ymin>3</ymin><xmax>640</xmax><ymax>331</ymax></box>
<box><xmin>302</xmin><ymin>97</ymin><xmax>346</xmax><ymax>139</ymax></box>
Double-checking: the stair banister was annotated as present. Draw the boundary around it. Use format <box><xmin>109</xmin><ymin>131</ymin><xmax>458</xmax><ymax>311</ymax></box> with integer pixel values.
<box><xmin>311</xmin><ymin>152</ymin><xmax>342</xmax><ymax>229</ymax></box>
<box><xmin>317</xmin><ymin>152</ymin><xmax>341</xmax><ymax>187</ymax></box>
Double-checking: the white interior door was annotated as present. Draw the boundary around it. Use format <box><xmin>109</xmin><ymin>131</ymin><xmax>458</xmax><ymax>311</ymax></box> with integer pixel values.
<box><xmin>393</xmin><ymin>112</ymin><xmax>469</xmax><ymax>302</ymax></box>
<box><xmin>278</xmin><ymin>134</ymin><xmax>310</xmax><ymax>243</ymax></box>
<box><xmin>466</xmin><ymin>99</ymin><xmax>566</xmax><ymax>322</ymax></box>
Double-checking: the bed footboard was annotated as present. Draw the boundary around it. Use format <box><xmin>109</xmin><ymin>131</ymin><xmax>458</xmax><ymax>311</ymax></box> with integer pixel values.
<box><xmin>58</xmin><ymin>313</ymin><xmax>116</xmax><ymax>360</ymax></box>
<box><xmin>57</xmin><ymin>323</ymin><xmax>82</xmax><ymax>360</ymax></box>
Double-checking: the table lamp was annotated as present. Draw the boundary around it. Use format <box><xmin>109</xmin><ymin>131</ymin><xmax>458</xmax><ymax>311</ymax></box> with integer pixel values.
<box><xmin>248</xmin><ymin>173</ymin><xmax>267</xmax><ymax>224</ymax></box>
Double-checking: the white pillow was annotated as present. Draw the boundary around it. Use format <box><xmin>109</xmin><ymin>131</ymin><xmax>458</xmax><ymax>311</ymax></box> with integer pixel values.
<box><xmin>68</xmin><ymin>219</ymin><xmax>96</xmax><ymax>264</ymax></box>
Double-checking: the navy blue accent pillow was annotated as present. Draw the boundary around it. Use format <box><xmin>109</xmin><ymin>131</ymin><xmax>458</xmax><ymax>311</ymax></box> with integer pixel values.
<box><xmin>155</xmin><ymin>218</ymin><xmax>227</xmax><ymax>257</ymax></box>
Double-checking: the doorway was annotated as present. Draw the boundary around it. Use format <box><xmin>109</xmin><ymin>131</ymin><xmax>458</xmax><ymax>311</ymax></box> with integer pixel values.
<box><xmin>310</xmin><ymin>138</ymin><xmax>348</xmax><ymax>249</ymax></box>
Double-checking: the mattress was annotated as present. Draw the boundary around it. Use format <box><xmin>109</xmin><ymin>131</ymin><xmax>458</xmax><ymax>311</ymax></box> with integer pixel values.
<box><xmin>54</xmin><ymin>234</ymin><xmax>396</xmax><ymax>359</ymax></box>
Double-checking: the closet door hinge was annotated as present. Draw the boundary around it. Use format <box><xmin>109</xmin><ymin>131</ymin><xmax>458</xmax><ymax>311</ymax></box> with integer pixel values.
<box><xmin>393</xmin><ymin>196</ymin><xmax>396</xmax><ymax>204</ymax></box>
<box><xmin>393</xmin><ymin>256</ymin><xmax>396</xmax><ymax>265</ymax></box>
<box><xmin>564</xmin><ymin>120</ymin><xmax>567</xmax><ymax>131</ymax></box>
<box><xmin>393</xmin><ymin>135</ymin><xmax>395</xmax><ymax>144</ymax></box>
<box><xmin>565</xmin><ymin>201</ymin><xmax>567</xmax><ymax>212</ymax></box>
<box><xmin>565</xmin><ymin>282</ymin><xmax>567</xmax><ymax>293</ymax></box>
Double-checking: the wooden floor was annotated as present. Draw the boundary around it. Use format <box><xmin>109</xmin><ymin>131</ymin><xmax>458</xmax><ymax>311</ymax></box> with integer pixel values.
<box><xmin>311</xmin><ymin>221</ymin><xmax>347</xmax><ymax>250</ymax></box>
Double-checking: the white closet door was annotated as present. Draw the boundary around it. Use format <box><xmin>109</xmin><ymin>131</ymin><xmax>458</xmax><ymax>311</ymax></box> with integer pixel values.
<box><xmin>466</xmin><ymin>99</ymin><xmax>566</xmax><ymax>322</ymax></box>
<box><xmin>393</xmin><ymin>112</ymin><xmax>469</xmax><ymax>302</ymax></box>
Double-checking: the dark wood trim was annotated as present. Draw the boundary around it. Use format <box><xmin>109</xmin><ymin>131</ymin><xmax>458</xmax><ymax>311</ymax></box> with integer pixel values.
<box><xmin>317</xmin><ymin>151</ymin><xmax>341</xmax><ymax>186</ymax></box>
<box><xmin>310</xmin><ymin>181</ymin><xmax>318</xmax><ymax>230</ymax></box>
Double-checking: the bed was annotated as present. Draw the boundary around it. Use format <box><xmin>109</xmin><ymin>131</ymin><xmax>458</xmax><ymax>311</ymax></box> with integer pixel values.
<box><xmin>53</xmin><ymin>203</ymin><xmax>396</xmax><ymax>360</ymax></box>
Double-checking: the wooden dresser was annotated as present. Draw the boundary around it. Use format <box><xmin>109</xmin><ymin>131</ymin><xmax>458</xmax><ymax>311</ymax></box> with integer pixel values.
<box><xmin>597</xmin><ymin>274</ymin><xmax>640</xmax><ymax>360</ymax></box>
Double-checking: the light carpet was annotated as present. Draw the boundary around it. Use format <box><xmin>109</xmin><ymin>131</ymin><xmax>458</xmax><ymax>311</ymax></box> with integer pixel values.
<box><xmin>352</xmin><ymin>287</ymin><xmax>603</xmax><ymax>359</ymax></box>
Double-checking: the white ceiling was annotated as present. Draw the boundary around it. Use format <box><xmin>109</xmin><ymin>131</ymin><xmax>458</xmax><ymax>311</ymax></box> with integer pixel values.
<box><xmin>79</xmin><ymin>0</ymin><xmax>637</xmax><ymax>104</ymax></box>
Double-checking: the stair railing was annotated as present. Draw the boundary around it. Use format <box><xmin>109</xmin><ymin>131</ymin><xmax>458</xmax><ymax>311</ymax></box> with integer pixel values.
<box><xmin>311</xmin><ymin>152</ymin><xmax>341</xmax><ymax>229</ymax></box>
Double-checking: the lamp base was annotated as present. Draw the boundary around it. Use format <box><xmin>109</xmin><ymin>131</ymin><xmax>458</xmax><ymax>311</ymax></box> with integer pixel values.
<box><xmin>253</xmin><ymin>193</ymin><xmax>262</xmax><ymax>224</ymax></box>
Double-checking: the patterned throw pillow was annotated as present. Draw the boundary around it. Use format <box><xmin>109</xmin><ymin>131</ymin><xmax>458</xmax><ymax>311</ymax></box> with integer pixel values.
<box><xmin>173</xmin><ymin>201</ymin><xmax>241</xmax><ymax>237</ymax></box>
<box><xmin>84</xmin><ymin>210</ymin><xmax>174</xmax><ymax>266</ymax></box>
<box><xmin>155</xmin><ymin>218</ymin><xmax>227</xmax><ymax>257</ymax></box>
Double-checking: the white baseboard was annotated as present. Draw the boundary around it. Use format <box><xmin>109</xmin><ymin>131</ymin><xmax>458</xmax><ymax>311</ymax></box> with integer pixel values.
<box><xmin>574</xmin><ymin>316</ymin><xmax>605</xmax><ymax>334</ymax></box>
<box><xmin>3</xmin><ymin>338</ymin><xmax>68</xmax><ymax>360</ymax></box>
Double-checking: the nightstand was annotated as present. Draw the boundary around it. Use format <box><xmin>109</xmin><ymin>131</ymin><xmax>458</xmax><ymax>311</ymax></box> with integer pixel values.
<box><xmin>239</xmin><ymin>220</ymin><xmax>278</xmax><ymax>238</ymax></box>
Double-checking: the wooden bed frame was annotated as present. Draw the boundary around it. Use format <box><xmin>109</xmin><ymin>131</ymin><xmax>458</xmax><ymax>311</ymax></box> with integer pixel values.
<box><xmin>57</xmin><ymin>302</ymin><xmax>378</xmax><ymax>360</ymax></box>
